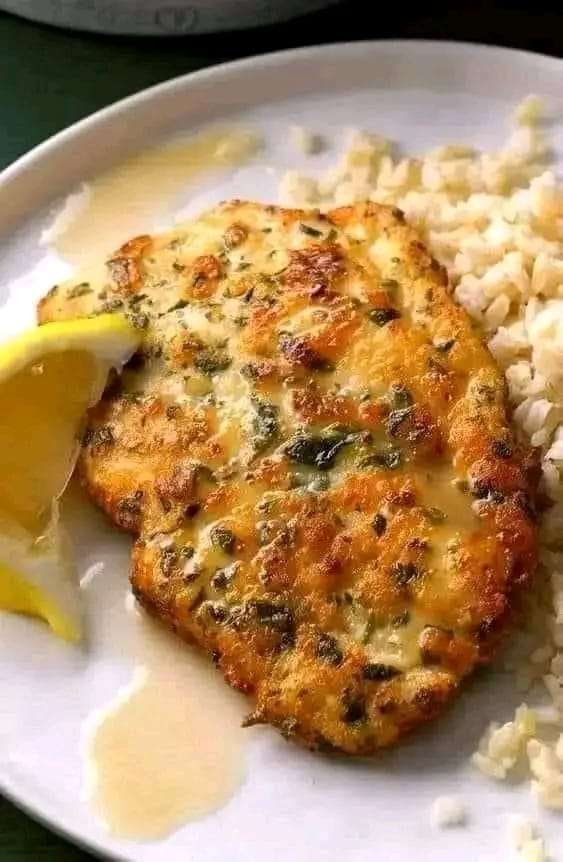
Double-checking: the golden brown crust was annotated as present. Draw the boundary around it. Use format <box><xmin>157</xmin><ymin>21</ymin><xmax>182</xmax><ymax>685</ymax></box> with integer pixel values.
<box><xmin>38</xmin><ymin>200</ymin><xmax>539</xmax><ymax>754</ymax></box>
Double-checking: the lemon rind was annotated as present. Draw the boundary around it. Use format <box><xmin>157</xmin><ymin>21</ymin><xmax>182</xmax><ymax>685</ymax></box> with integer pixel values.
<box><xmin>0</xmin><ymin>313</ymin><xmax>139</xmax><ymax>383</ymax></box>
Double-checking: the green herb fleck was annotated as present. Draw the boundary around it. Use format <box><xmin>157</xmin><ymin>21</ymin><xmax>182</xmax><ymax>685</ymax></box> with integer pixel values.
<box><xmin>128</xmin><ymin>311</ymin><xmax>149</xmax><ymax>329</ymax></box>
<box><xmin>84</xmin><ymin>425</ymin><xmax>114</xmax><ymax>449</ymax></box>
<box><xmin>168</xmin><ymin>299</ymin><xmax>189</xmax><ymax>313</ymax></box>
<box><xmin>206</xmin><ymin>603</ymin><xmax>229</xmax><ymax>623</ymax></box>
<box><xmin>390</xmin><ymin>385</ymin><xmax>413</xmax><ymax>409</ymax></box>
<box><xmin>121</xmin><ymin>391</ymin><xmax>143</xmax><ymax>404</ymax></box>
<box><xmin>372</xmin><ymin>513</ymin><xmax>387</xmax><ymax>536</ymax></box>
<box><xmin>67</xmin><ymin>282</ymin><xmax>92</xmax><ymax>299</ymax></box>
<box><xmin>369</xmin><ymin>307</ymin><xmax>401</xmax><ymax>326</ymax></box>
<box><xmin>129</xmin><ymin>293</ymin><xmax>147</xmax><ymax>306</ymax></box>
<box><xmin>102</xmin><ymin>298</ymin><xmax>124</xmax><ymax>312</ymax></box>
<box><xmin>194</xmin><ymin>463</ymin><xmax>216</xmax><ymax>485</ymax></box>
<box><xmin>421</xmin><ymin>507</ymin><xmax>447</xmax><ymax>524</ymax></box>
<box><xmin>167</xmin><ymin>237</ymin><xmax>185</xmax><ymax>251</ymax></box>
<box><xmin>211</xmin><ymin>562</ymin><xmax>239</xmax><ymax>591</ymax></box>
<box><xmin>387</xmin><ymin>407</ymin><xmax>412</xmax><ymax>436</ymax></box>
<box><xmin>428</xmin><ymin>357</ymin><xmax>447</xmax><ymax>375</ymax></box>
<box><xmin>252</xmin><ymin>399</ymin><xmax>279</xmax><ymax>452</ymax></box>
<box><xmin>342</xmin><ymin>697</ymin><xmax>366</xmax><ymax>724</ymax></box>
<box><xmin>435</xmin><ymin>338</ymin><xmax>455</xmax><ymax>352</ymax></box>
<box><xmin>391</xmin><ymin>561</ymin><xmax>421</xmax><ymax>586</ymax></box>
<box><xmin>116</xmin><ymin>490</ymin><xmax>143</xmax><ymax>524</ymax></box>
<box><xmin>316</xmin><ymin>633</ymin><xmax>343</xmax><ymax>666</ymax></box>
<box><xmin>160</xmin><ymin>547</ymin><xmax>179</xmax><ymax>577</ymax></box>
<box><xmin>194</xmin><ymin>349</ymin><xmax>231</xmax><ymax>376</ymax></box>
<box><xmin>299</xmin><ymin>223</ymin><xmax>323</xmax><ymax>238</ymax></box>
<box><xmin>492</xmin><ymin>440</ymin><xmax>512</xmax><ymax>459</ymax></box>
<box><xmin>359</xmin><ymin>449</ymin><xmax>402</xmax><ymax>471</ymax></box>
<box><xmin>362</xmin><ymin>613</ymin><xmax>377</xmax><ymax>645</ymax></box>
<box><xmin>247</xmin><ymin>601</ymin><xmax>295</xmax><ymax>637</ymax></box>
<box><xmin>210</xmin><ymin>525</ymin><xmax>236</xmax><ymax>554</ymax></box>
<box><xmin>285</xmin><ymin>430</ymin><xmax>351</xmax><ymax>471</ymax></box>
<box><xmin>363</xmin><ymin>663</ymin><xmax>400</xmax><ymax>681</ymax></box>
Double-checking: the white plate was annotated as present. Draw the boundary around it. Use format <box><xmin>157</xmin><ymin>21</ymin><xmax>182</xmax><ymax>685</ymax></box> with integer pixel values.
<box><xmin>0</xmin><ymin>41</ymin><xmax>562</xmax><ymax>862</ymax></box>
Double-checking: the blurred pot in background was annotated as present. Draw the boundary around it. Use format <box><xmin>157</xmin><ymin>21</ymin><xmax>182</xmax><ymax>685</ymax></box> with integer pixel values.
<box><xmin>0</xmin><ymin>0</ymin><xmax>340</xmax><ymax>34</ymax></box>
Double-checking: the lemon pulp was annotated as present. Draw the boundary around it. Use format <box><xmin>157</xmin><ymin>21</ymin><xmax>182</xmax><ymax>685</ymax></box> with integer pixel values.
<box><xmin>0</xmin><ymin>350</ymin><xmax>103</xmax><ymax>534</ymax></box>
<box><xmin>0</xmin><ymin>314</ymin><xmax>139</xmax><ymax>640</ymax></box>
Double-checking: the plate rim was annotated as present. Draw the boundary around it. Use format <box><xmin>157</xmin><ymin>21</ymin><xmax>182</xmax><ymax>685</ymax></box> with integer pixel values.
<box><xmin>1</xmin><ymin>36</ymin><xmax>562</xmax><ymax>861</ymax></box>
<box><xmin>1</xmin><ymin>37</ymin><xmax>562</xmax><ymax>191</ymax></box>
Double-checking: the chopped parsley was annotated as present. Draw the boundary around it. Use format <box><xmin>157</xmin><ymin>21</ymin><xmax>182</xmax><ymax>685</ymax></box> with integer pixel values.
<box><xmin>316</xmin><ymin>633</ymin><xmax>343</xmax><ymax>666</ymax></box>
<box><xmin>128</xmin><ymin>311</ymin><xmax>149</xmax><ymax>329</ymax></box>
<box><xmin>299</xmin><ymin>222</ymin><xmax>323</xmax><ymax>237</ymax></box>
<box><xmin>342</xmin><ymin>698</ymin><xmax>366</xmax><ymax>724</ymax></box>
<box><xmin>435</xmin><ymin>338</ymin><xmax>455</xmax><ymax>352</ymax></box>
<box><xmin>390</xmin><ymin>385</ymin><xmax>413</xmax><ymax>409</ymax></box>
<box><xmin>391</xmin><ymin>561</ymin><xmax>421</xmax><ymax>586</ymax></box>
<box><xmin>252</xmin><ymin>399</ymin><xmax>279</xmax><ymax>452</ymax></box>
<box><xmin>128</xmin><ymin>292</ymin><xmax>148</xmax><ymax>306</ymax></box>
<box><xmin>67</xmin><ymin>282</ymin><xmax>92</xmax><ymax>299</ymax></box>
<box><xmin>83</xmin><ymin>425</ymin><xmax>114</xmax><ymax>449</ymax></box>
<box><xmin>168</xmin><ymin>299</ymin><xmax>189</xmax><ymax>313</ymax></box>
<box><xmin>369</xmin><ymin>307</ymin><xmax>401</xmax><ymax>326</ymax></box>
<box><xmin>359</xmin><ymin>449</ymin><xmax>402</xmax><ymax>470</ymax></box>
<box><xmin>372</xmin><ymin>513</ymin><xmax>387</xmax><ymax>536</ymax></box>
<box><xmin>492</xmin><ymin>440</ymin><xmax>512</xmax><ymax>459</ymax></box>
<box><xmin>284</xmin><ymin>429</ymin><xmax>352</xmax><ymax>471</ymax></box>
<box><xmin>387</xmin><ymin>407</ymin><xmax>412</xmax><ymax>436</ymax></box>
<box><xmin>194</xmin><ymin>349</ymin><xmax>231</xmax><ymax>376</ymax></box>
<box><xmin>421</xmin><ymin>507</ymin><xmax>447</xmax><ymax>524</ymax></box>
<box><xmin>210</xmin><ymin>525</ymin><xmax>236</xmax><ymax>554</ymax></box>
<box><xmin>362</xmin><ymin>663</ymin><xmax>400</xmax><ymax>681</ymax></box>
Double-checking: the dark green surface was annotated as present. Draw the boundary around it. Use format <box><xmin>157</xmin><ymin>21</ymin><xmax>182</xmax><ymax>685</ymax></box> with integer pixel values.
<box><xmin>2</xmin><ymin>0</ymin><xmax>563</xmax><ymax>171</ymax></box>
<box><xmin>0</xmin><ymin>795</ymin><xmax>91</xmax><ymax>860</ymax></box>
<box><xmin>1</xmin><ymin>4</ymin><xmax>562</xmax><ymax>859</ymax></box>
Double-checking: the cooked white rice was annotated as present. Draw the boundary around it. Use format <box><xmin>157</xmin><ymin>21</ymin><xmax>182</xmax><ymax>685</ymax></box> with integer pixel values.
<box><xmin>430</xmin><ymin>795</ymin><xmax>467</xmax><ymax>828</ymax></box>
<box><xmin>508</xmin><ymin>815</ymin><xmax>547</xmax><ymax>862</ymax></box>
<box><xmin>279</xmin><ymin>97</ymin><xmax>563</xmax><ymax>813</ymax></box>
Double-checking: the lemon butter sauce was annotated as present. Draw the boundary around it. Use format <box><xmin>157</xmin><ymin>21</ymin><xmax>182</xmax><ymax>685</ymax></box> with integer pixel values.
<box><xmin>83</xmin><ymin>595</ymin><xmax>247</xmax><ymax>840</ymax></box>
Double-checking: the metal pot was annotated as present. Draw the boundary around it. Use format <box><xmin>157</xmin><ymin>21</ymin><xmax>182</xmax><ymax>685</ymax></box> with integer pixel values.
<box><xmin>0</xmin><ymin>0</ymin><xmax>339</xmax><ymax>34</ymax></box>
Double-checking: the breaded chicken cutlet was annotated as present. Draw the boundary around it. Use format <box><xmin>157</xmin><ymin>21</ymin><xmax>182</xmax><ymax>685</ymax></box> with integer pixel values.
<box><xmin>39</xmin><ymin>200</ymin><xmax>539</xmax><ymax>754</ymax></box>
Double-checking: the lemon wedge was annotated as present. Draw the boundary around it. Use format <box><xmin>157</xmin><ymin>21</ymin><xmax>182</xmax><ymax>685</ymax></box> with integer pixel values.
<box><xmin>0</xmin><ymin>314</ymin><xmax>140</xmax><ymax>641</ymax></box>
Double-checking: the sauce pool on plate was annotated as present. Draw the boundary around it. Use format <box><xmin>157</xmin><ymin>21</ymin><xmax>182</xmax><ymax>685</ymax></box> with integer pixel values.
<box><xmin>47</xmin><ymin>129</ymin><xmax>261</xmax><ymax>842</ymax></box>
<box><xmin>83</xmin><ymin>596</ymin><xmax>247</xmax><ymax>841</ymax></box>
<box><xmin>44</xmin><ymin>127</ymin><xmax>260</xmax><ymax>269</ymax></box>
